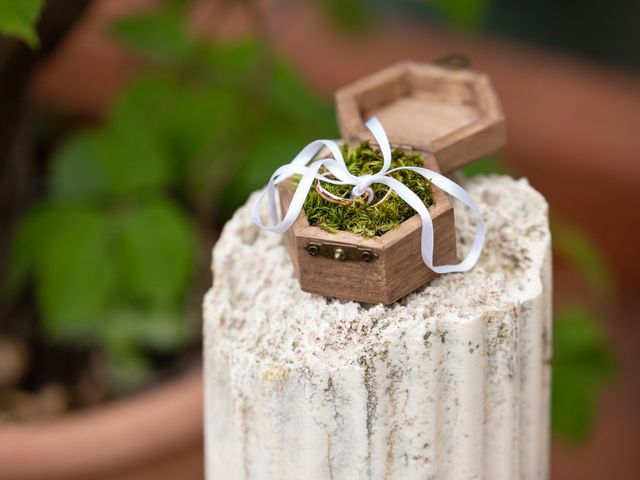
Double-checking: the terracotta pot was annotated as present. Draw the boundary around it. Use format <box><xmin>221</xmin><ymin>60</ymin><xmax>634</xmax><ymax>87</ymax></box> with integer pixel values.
<box><xmin>0</xmin><ymin>369</ymin><xmax>203</xmax><ymax>480</ymax></box>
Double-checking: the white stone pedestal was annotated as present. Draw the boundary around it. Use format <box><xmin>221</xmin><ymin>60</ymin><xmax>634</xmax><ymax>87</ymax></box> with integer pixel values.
<box><xmin>204</xmin><ymin>176</ymin><xmax>552</xmax><ymax>480</ymax></box>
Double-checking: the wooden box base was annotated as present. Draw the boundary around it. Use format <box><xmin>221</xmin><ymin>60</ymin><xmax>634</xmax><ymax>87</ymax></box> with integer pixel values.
<box><xmin>278</xmin><ymin>153</ymin><xmax>457</xmax><ymax>305</ymax></box>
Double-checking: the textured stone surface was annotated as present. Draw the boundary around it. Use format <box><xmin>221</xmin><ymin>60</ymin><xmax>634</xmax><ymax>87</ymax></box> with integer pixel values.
<box><xmin>204</xmin><ymin>175</ymin><xmax>552</xmax><ymax>480</ymax></box>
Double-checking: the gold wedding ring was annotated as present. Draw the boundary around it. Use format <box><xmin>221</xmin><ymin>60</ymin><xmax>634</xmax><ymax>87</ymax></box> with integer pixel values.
<box><xmin>315</xmin><ymin>175</ymin><xmax>392</xmax><ymax>207</ymax></box>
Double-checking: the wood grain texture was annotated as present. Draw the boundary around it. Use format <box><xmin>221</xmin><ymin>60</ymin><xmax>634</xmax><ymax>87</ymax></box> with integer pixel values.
<box><xmin>335</xmin><ymin>61</ymin><xmax>506</xmax><ymax>174</ymax></box>
<box><xmin>278</xmin><ymin>152</ymin><xmax>455</xmax><ymax>304</ymax></box>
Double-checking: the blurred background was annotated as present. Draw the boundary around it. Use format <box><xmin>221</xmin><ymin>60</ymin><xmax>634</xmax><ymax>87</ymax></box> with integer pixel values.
<box><xmin>0</xmin><ymin>0</ymin><xmax>638</xmax><ymax>479</ymax></box>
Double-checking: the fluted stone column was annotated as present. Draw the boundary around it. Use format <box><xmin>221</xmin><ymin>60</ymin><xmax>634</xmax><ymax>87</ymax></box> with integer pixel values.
<box><xmin>204</xmin><ymin>175</ymin><xmax>552</xmax><ymax>480</ymax></box>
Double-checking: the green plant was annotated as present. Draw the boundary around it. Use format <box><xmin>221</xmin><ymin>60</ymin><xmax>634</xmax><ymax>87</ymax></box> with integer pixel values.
<box><xmin>550</xmin><ymin>219</ymin><xmax>616</xmax><ymax>442</ymax></box>
<box><xmin>423</xmin><ymin>0</ymin><xmax>490</xmax><ymax>30</ymax></box>
<box><xmin>552</xmin><ymin>306</ymin><xmax>615</xmax><ymax>442</ymax></box>
<box><xmin>0</xmin><ymin>0</ymin><xmax>45</xmax><ymax>47</ymax></box>
<box><xmin>320</xmin><ymin>0</ymin><xmax>373</xmax><ymax>32</ymax></box>
<box><xmin>5</xmin><ymin>0</ymin><xmax>335</xmax><ymax>392</ymax></box>
<box><xmin>8</xmin><ymin>129</ymin><xmax>197</xmax><ymax>389</ymax></box>
<box><xmin>303</xmin><ymin>142</ymin><xmax>433</xmax><ymax>237</ymax></box>
<box><xmin>552</xmin><ymin>220</ymin><xmax>614</xmax><ymax>300</ymax></box>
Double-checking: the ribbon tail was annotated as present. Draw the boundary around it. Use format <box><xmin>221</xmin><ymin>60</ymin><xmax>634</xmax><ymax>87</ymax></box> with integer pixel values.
<box><xmin>394</xmin><ymin>167</ymin><xmax>486</xmax><ymax>273</ymax></box>
<box><xmin>375</xmin><ymin>176</ymin><xmax>438</xmax><ymax>270</ymax></box>
<box><xmin>250</xmin><ymin>160</ymin><xmax>326</xmax><ymax>235</ymax></box>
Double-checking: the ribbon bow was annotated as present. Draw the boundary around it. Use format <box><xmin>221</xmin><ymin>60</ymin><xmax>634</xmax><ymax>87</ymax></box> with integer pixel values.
<box><xmin>251</xmin><ymin>117</ymin><xmax>485</xmax><ymax>274</ymax></box>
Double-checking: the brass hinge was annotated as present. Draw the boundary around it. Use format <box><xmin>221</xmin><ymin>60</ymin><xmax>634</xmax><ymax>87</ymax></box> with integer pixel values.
<box><xmin>304</xmin><ymin>242</ymin><xmax>377</xmax><ymax>263</ymax></box>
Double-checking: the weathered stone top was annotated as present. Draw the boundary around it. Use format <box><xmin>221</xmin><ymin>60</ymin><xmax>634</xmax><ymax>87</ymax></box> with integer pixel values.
<box><xmin>204</xmin><ymin>175</ymin><xmax>550</xmax><ymax>370</ymax></box>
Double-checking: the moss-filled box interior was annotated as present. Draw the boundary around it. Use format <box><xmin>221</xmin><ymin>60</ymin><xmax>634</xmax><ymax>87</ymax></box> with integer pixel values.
<box><xmin>301</xmin><ymin>142</ymin><xmax>434</xmax><ymax>237</ymax></box>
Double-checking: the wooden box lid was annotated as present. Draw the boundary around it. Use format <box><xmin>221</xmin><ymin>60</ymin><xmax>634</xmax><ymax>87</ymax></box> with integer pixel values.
<box><xmin>335</xmin><ymin>61</ymin><xmax>506</xmax><ymax>174</ymax></box>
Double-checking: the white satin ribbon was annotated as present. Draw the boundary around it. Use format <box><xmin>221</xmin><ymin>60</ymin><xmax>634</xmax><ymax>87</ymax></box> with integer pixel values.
<box><xmin>251</xmin><ymin>117</ymin><xmax>485</xmax><ymax>274</ymax></box>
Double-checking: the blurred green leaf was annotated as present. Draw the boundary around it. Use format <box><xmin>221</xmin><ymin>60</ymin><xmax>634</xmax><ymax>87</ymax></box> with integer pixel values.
<box><xmin>222</xmin><ymin>125</ymin><xmax>304</xmax><ymax>216</ymax></box>
<box><xmin>106</xmin><ymin>309</ymin><xmax>189</xmax><ymax>352</ymax></box>
<box><xmin>552</xmin><ymin>220</ymin><xmax>615</xmax><ymax>300</ymax></box>
<box><xmin>109</xmin><ymin>74</ymin><xmax>175</xmax><ymax>133</ymax></box>
<box><xmin>135</xmin><ymin>310</ymin><xmax>189</xmax><ymax>351</ymax></box>
<box><xmin>50</xmin><ymin>119</ymin><xmax>173</xmax><ymax>201</ymax></box>
<box><xmin>269</xmin><ymin>62</ymin><xmax>336</xmax><ymax>132</ymax></box>
<box><xmin>321</xmin><ymin>0</ymin><xmax>372</xmax><ymax>32</ymax></box>
<box><xmin>552</xmin><ymin>363</ymin><xmax>598</xmax><ymax>443</ymax></box>
<box><xmin>110</xmin><ymin>73</ymin><xmax>245</xmax><ymax>200</ymax></box>
<box><xmin>210</xmin><ymin>51</ymin><xmax>335</xmax><ymax>216</ymax></box>
<box><xmin>99</xmin><ymin>116</ymin><xmax>174</xmax><ymax>197</ymax></box>
<box><xmin>117</xmin><ymin>198</ymin><xmax>195</xmax><ymax>309</ymax></box>
<box><xmin>160</xmin><ymin>88</ymin><xmax>243</xmax><ymax>167</ymax></box>
<box><xmin>110</xmin><ymin>5</ymin><xmax>192</xmax><ymax>63</ymax></box>
<box><xmin>204</xmin><ymin>40</ymin><xmax>263</xmax><ymax>83</ymax></box>
<box><xmin>427</xmin><ymin>0</ymin><xmax>489</xmax><ymax>30</ymax></box>
<box><xmin>102</xmin><ymin>307</ymin><xmax>189</xmax><ymax>390</ymax></box>
<box><xmin>462</xmin><ymin>154</ymin><xmax>508</xmax><ymax>177</ymax></box>
<box><xmin>172</xmin><ymin>90</ymin><xmax>246</xmax><ymax>212</ymax></box>
<box><xmin>35</xmin><ymin>206</ymin><xmax>117</xmax><ymax>339</ymax></box>
<box><xmin>49</xmin><ymin>133</ymin><xmax>110</xmax><ymax>202</ymax></box>
<box><xmin>102</xmin><ymin>325</ymin><xmax>151</xmax><ymax>391</ymax></box>
<box><xmin>5</xmin><ymin>204</ymin><xmax>56</xmax><ymax>296</ymax></box>
<box><xmin>0</xmin><ymin>0</ymin><xmax>44</xmax><ymax>47</ymax></box>
<box><xmin>552</xmin><ymin>307</ymin><xmax>615</xmax><ymax>442</ymax></box>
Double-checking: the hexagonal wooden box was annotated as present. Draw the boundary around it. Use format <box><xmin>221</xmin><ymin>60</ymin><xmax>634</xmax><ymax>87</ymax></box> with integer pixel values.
<box><xmin>278</xmin><ymin>152</ymin><xmax>456</xmax><ymax>305</ymax></box>
<box><xmin>336</xmin><ymin>61</ymin><xmax>505</xmax><ymax>174</ymax></box>
<box><xmin>278</xmin><ymin>61</ymin><xmax>505</xmax><ymax>304</ymax></box>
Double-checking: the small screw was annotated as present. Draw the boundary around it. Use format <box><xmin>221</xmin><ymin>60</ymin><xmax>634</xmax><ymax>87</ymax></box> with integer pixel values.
<box><xmin>360</xmin><ymin>250</ymin><xmax>374</xmax><ymax>262</ymax></box>
<box><xmin>307</xmin><ymin>245</ymin><xmax>319</xmax><ymax>256</ymax></box>
<box><xmin>334</xmin><ymin>248</ymin><xmax>346</xmax><ymax>261</ymax></box>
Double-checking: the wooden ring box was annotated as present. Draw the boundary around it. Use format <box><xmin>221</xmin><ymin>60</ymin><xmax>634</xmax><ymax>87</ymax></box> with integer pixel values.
<box><xmin>279</xmin><ymin>61</ymin><xmax>506</xmax><ymax>304</ymax></box>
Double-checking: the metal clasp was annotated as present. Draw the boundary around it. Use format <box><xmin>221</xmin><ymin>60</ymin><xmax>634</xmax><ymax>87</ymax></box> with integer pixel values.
<box><xmin>304</xmin><ymin>242</ymin><xmax>377</xmax><ymax>263</ymax></box>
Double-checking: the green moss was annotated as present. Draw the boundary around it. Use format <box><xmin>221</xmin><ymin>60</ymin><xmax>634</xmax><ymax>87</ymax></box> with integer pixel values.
<box><xmin>301</xmin><ymin>142</ymin><xmax>433</xmax><ymax>237</ymax></box>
